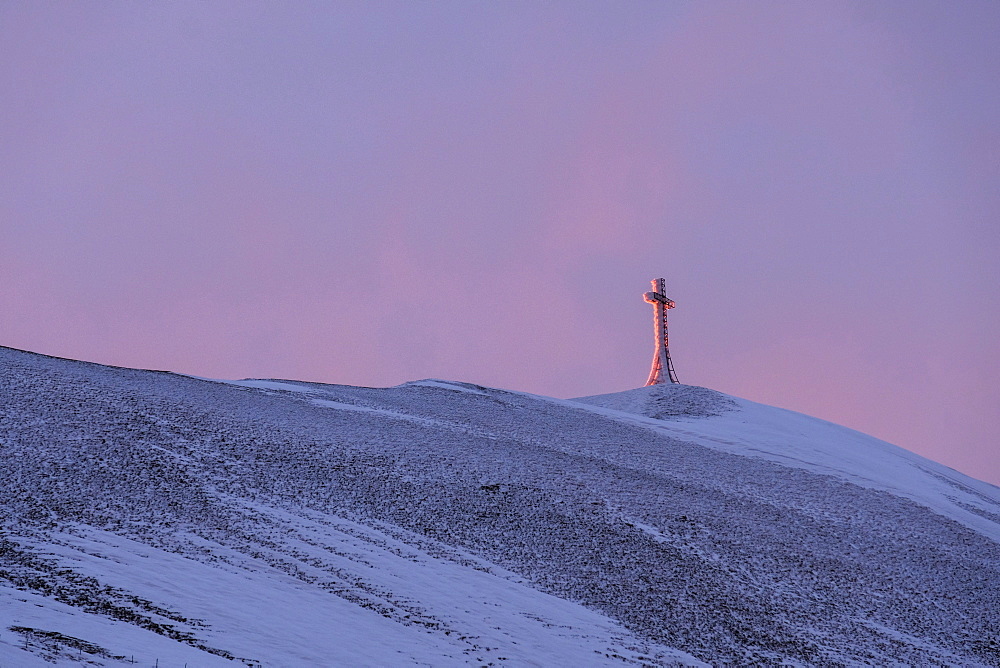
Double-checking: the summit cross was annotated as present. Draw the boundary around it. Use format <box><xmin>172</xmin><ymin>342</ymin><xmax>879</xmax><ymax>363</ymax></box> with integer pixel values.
<box><xmin>643</xmin><ymin>278</ymin><xmax>679</xmax><ymax>385</ymax></box>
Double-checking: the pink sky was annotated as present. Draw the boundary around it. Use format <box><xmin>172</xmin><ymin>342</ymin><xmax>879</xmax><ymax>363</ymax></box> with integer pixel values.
<box><xmin>2</xmin><ymin>1</ymin><xmax>998</xmax><ymax>485</ymax></box>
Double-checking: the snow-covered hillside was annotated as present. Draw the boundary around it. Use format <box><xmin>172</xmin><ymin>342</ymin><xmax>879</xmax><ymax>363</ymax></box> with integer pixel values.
<box><xmin>1</xmin><ymin>346</ymin><xmax>998</xmax><ymax>666</ymax></box>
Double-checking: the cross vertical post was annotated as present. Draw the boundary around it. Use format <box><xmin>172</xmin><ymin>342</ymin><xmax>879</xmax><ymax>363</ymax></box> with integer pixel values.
<box><xmin>643</xmin><ymin>278</ymin><xmax>679</xmax><ymax>385</ymax></box>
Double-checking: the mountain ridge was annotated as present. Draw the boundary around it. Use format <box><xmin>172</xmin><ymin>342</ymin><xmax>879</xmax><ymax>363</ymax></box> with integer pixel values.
<box><xmin>1</xmin><ymin>345</ymin><xmax>998</xmax><ymax>666</ymax></box>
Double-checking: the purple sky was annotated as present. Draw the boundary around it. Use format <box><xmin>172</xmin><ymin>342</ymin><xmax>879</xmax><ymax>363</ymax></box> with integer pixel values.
<box><xmin>2</xmin><ymin>2</ymin><xmax>998</xmax><ymax>485</ymax></box>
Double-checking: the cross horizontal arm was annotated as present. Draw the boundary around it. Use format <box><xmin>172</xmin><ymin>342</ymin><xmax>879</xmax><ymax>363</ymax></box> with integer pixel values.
<box><xmin>643</xmin><ymin>291</ymin><xmax>675</xmax><ymax>307</ymax></box>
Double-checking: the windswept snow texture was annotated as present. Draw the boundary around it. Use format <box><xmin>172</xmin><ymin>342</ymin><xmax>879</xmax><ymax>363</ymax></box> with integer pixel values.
<box><xmin>573</xmin><ymin>384</ymin><xmax>1000</xmax><ymax>542</ymax></box>
<box><xmin>1</xmin><ymin>347</ymin><xmax>999</xmax><ymax>666</ymax></box>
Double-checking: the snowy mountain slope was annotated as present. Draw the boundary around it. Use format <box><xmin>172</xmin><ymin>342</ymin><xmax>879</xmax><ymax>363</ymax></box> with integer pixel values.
<box><xmin>2</xmin><ymin>513</ymin><xmax>684</xmax><ymax>667</ymax></box>
<box><xmin>1</xmin><ymin>345</ymin><xmax>998</xmax><ymax>666</ymax></box>
<box><xmin>0</xmin><ymin>348</ymin><xmax>698</xmax><ymax>667</ymax></box>
<box><xmin>572</xmin><ymin>384</ymin><xmax>1000</xmax><ymax>542</ymax></box>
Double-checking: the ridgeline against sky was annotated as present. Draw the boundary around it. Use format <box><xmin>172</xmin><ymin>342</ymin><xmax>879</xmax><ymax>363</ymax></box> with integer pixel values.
<box><xmin>0</xmin><ymin>2</ymin><xmax>996</xmax><ymax>485</ymax></box>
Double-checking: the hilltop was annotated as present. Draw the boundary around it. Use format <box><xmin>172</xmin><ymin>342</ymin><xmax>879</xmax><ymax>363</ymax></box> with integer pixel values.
<box><xmin>1</xmin><ymin>346</ymin><xmax>998</xmax><ymax>666</ymax></box>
